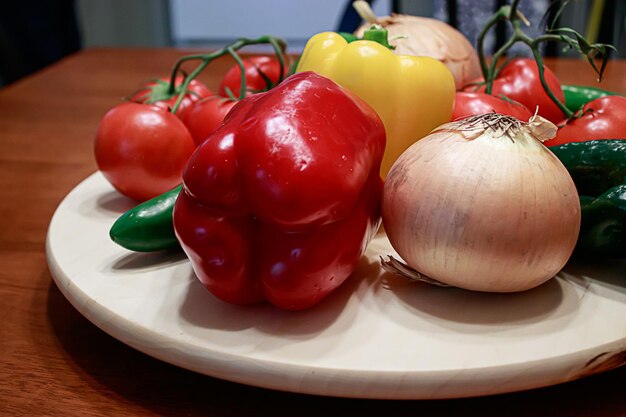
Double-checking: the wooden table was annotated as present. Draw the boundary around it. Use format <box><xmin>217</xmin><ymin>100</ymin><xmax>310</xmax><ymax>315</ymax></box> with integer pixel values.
<box><xmin>0</xmin><ymin>48</ymin><xmax>624</xmax><ymax>416</ymax></box>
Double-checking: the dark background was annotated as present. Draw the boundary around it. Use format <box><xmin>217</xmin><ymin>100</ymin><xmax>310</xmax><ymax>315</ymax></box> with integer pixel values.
<box><xmin>1</xmin><ymin>0</ymin><xmax>625</xmax><ymax>87</ymax></box>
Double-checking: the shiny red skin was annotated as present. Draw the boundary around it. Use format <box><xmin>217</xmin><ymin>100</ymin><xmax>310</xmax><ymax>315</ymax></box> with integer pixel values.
<box><xmin>469</xmin><ymin>58</ymin><xmax>566</xmax><ymax>123</ymax></box>
<box><xmin>544</xmin><ymin>96</ymin><xmax>626</xmax><ymax>146</ymax></box>
<box><xmin>218</xmin><ymin>56</ymin><xmax>285</xmax><ymax>98</ymax></box>
<box><xmin>452</xmin><ymin>92</ymin><xmax>533</xmax><ymax>121</ymax></box>
<box><xmin>173</xmin><ymin>72</ymin><xmax>385</xmax><ymax>310</ymax></box>
<box><xmin>183</xmin><ymin>56</ymin><xmax>283</xmax><ymax>146</ymax></box>
<box><xmin>182</xmin><ymin>96</ymin><xmax>238</xmax><ymax>146</ymax></box>
<box><xmin>94</xmin><ymin>102</ymin><xmax>195</xmax><ymax>202</ymax></box>
<box><xmin>131</xmin><ymin>76</ymin><xmax>213</xmax><ymax>121</ymax></box>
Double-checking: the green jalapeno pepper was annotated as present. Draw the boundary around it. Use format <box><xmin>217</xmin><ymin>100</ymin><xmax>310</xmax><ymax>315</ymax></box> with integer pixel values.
<box><xmin>549</xmin><ymin>139</ymin><xmax>626</xmax><ymax>258</ymax></box>
<box><xmin>576</xmin><ymin>185</ymin><xmax>626</xmax><ymax>258</ymax></box>
<box><xmin>562</xmin><ymin>84</ymin><xmax>622</xmax><ymax>112</ymax></box>
<box><xmin>549</xmin><ymin>140</ymin><xmax>626</xmax><ymax>196</ymax></box>
<box><xmin>109</xmin><ymin>185</ymin><xmax>181</xmax><ymax>252</ymax></box>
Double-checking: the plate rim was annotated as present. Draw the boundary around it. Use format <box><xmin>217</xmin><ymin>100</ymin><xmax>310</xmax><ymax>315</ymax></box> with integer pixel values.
<box><xmin>45</xmin><ymin>172</ymin><xmax>626</xmax><ymax>399</ymax></box>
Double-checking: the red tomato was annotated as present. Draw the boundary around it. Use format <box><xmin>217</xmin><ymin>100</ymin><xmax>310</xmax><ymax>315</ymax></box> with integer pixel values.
<box><xmin>182</xmin><ymin>96</ymin><xmax>238</xmax><ymax>146</ymax></box>
<box><xmin>544</xmin><ymin>96</ymin><xmax>626</xmax><ymax>146</ymax></box>
<box><xmin>130</xmin><ymin>76</ymin><xmax>213</xmax><ymax>120</ymax></box>
<box><xmin>218</xmin><ymin>56</ymin><xmax>285</xmax><ymax>98</ymax></box>
<box><xmin>468</xmin><ymin>58</ymin><xmax>565</xmax><ymax>123</ymax></box>
<box><xmin>452</xmin><ymin>92</ymin><xmax>533</xmax><ymax>121</ymax></box>
<box><xmin>94</xmin><ymin>103</ymin><xmax>195</xmax><ymax>202</ymax></box>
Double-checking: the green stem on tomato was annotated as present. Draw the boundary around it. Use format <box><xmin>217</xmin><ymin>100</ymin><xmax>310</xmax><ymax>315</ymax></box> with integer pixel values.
<box><xmin>166</xmin><ymin>54</ymin><xmax>207</xmax><ymax>96</ymax></box>
<box><xmin>477</xmin><ymin>6</ymin><xmax>510</xmax><ymax>93</ymax></box>
<box><xmin>476</xmin><ymin>1</ymin><xmax>583</xmax><ymax>118</ymax></box>
<box><xmin>485</xmin><ymin>33</ymin><xmax>517</xmax><ymax>94</ymax></box>
<box><xmin>267</xmin><ymin>37</ymin><xmax>287</xmax><ymax>85</ymax></box>
<box><xmin>171</xmin><ymin>57</ymin><xmax>213</xmax><ymax>114</ymax></box>
<box><xmin>167</xmin><ymin>35</ymin><xmax>288</xmax><ymax>114</ymax></box>
<box><xmin>509</xmin><ymin>0</ymin><xmax>522</xmax><ymax>19</ymax></box>
<box><xmin>530</xmin><ymin>40</ymin><xmax>572</xmax><ymax>117</ymax></box>
<box><xmin>227</xmin><ymin>47</ymin><xmax>248</xmax><ymax>101</ymax></box>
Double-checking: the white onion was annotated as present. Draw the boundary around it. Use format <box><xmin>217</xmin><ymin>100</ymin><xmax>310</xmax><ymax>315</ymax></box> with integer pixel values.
<box><xmin>353</xmin><ymin>1</ymin><xmax>482</xmax><ymax>90</ymax></box>
<box><xmin>382</xmin><ymin>113</ymin><xmax>581</xmax><ymax>292</ymax></box>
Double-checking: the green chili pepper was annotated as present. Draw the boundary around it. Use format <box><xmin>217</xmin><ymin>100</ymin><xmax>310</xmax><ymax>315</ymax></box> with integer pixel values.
<box><xmin>576</xmin><ymin>184</ymin><xmax>626</xmax><ymax>258</ymax></box>
<box><xmin>562</xmin><ymin>84</ymin><xmax>621</xmax><ymax>112</ymax></box>
<box><xmin>549</xmin><ymin>139</ymin><xmax>626</xmax><ymax>258</ymax></box>
<box><xmin>549</xmin><ymin>140</ymin><xmax>626</xmax><ymax>196</ymax></box>
<box><xmin>110</xmin><ymin>185</ymin><xmax>181</xmax><ymax>252</ymax></box>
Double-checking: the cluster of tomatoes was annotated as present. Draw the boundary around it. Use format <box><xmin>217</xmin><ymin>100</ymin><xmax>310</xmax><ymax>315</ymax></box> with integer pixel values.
<box><xmin>94</xmin><ymin>56</ymin><xmax>284</xmax><ymax>202</ymax></box>
<box><xmin>452</xmin><ymin>57</ymin><xmax>626</xmax><ymax>146</ymax></box>
<box><xmin>96</xmin><ymin>53</ymin><xmax>626</xmax><ymax>203</ymax></box>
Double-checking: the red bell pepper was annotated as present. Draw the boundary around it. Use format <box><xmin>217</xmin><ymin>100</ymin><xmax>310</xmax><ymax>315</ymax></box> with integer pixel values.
<box><xmin>173</xmin><ymin>71</ymin><xmax>385</xmax><ymax>310</ymax></box>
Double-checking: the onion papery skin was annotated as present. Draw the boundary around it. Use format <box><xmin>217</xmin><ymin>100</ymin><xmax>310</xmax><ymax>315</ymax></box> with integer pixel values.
<box><xmin>382</xmin><ymin>124</ymin><xmax>581</xmax><ymax>292</ymax></box>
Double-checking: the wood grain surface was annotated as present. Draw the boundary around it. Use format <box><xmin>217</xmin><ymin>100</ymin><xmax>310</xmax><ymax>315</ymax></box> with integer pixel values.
<box><xmin>0</xmin><ymin>48</ymin><xmax>624</xmax><ymax>416</ymax></box>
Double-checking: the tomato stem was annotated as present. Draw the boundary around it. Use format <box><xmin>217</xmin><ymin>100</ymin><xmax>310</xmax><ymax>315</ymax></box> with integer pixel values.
<box><xmin>171</xmin><ymin>59</ymin><xmax>212</xmax><ymax>114</ymax></box>
<box><xmin>476</xmin><ymin>6</ymin><xmax>508</xmax><ymax>94</ymax></box>
<box><xmin>168</xmin><ymin>35</ymin><xmax>288</xmax><ymax>114</ymax></box>
<box><xmin>476</xmin><ymin>0</ymin><xmax>614</xmax><ymax>119</ymax></box>
<box><xmin>167</xmin><ymin>54</ymin><xmax>206</xmax><ymax>96</ymax></box>
<box><xmin>226</xmin><ymin>47</ymin><xmax>248</xmax><ymax>100</ymax></box>
<box><xmin>529</xmin><ymin>41</ymin><xmax>571</xmax><ymax>117</ymax></box>
<box><xmin>268</xmin><ymin>37</ymin><xmax>287</xmax><ymax>86</ymax></box>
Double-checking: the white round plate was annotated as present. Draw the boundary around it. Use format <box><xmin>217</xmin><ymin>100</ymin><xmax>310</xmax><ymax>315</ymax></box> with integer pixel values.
<box><xmin>46</xmin><ymin>173</ymin><xmax>625</xmax><ymax>400</ymax></box>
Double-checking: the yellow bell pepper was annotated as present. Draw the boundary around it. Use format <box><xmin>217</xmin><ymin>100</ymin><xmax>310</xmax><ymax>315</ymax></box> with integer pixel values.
<box><xmin>296</xmin><ymin>30</ymin><xmax>455</xmax><ymax>177</ymax></box>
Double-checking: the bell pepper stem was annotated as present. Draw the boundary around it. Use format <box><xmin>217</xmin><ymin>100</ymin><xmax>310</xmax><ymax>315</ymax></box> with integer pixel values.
<box><xmin>362</xmin><ymin>25</ymin><xmax>395</xmax><ymax>50</ymax></box>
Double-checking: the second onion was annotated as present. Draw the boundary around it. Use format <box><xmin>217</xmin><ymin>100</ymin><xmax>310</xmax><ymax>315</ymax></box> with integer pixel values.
<box><xmin>382</xmin><ymin>113</ymin><xmax>581</xmax><ymax>292</ymax></box>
